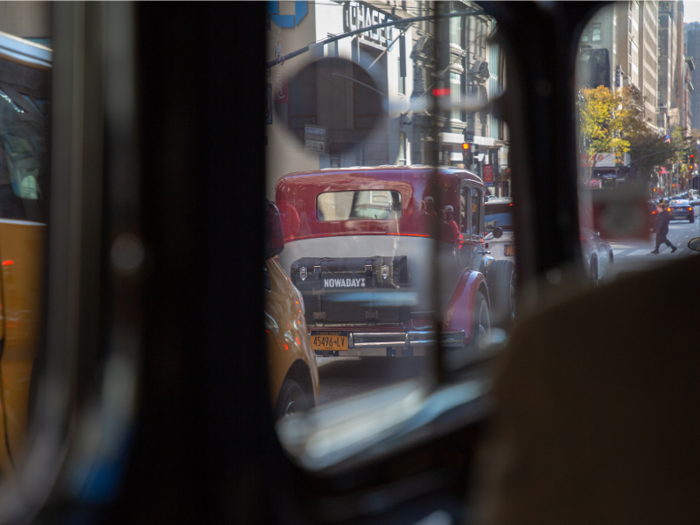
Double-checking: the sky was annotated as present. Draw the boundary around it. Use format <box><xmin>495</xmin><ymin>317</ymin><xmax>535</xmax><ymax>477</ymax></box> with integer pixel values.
<box><xmin>684</xmin><ymin>1</ymin><xmax>700</xmax><ymax>24</ymax></box>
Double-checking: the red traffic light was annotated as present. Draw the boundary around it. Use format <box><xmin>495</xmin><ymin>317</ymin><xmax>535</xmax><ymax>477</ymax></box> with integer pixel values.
<box><xmin>462</xmin><ymin>143</ymin><xmax>470</xmax><ymax>150</ymax></box>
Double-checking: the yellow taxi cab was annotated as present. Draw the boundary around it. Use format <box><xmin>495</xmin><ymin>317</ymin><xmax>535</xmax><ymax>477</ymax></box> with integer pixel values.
<box><xmin>0</xmin><ymin>30</ymin><xmax>51</xmax><ymax>478</ymax></box>
<box><xmin>265</xmin><ymin>200</ymin><xmax>319</xmax><ymax>420</ymax></box>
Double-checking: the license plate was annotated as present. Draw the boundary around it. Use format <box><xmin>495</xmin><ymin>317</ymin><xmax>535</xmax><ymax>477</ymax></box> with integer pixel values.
<box><xmin>311</xmin><ymin>332</ymin><xmax>348</xmax><ymax>351</ymax></box>
<box><xmin>504</xmin><ymin>244</ymin><xmax>515</xmax><ymax>256</ymax></box>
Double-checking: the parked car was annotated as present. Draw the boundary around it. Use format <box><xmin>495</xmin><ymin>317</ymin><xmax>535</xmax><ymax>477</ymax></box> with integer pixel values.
<box><xmin>580</xmin><ymin>227</ymin><xmax>613</xmax><ymax>286</ymax></box>
<box><xmin>274</xmin><ymin>166</ymin><xmax>516</xmax><ymax>356</ymax></box>
<box><xmin>483</xmin><ymin>198</ymin><xmax>516</xmax><ymax>329</ymax></box>
<box><xmin>264</xmin><ymin>200</ymin><xmax>319</xmax><ymax>420</ymax></box>
<box><xmin>667</xmin><ymin>199</ymin><xmax>695</xmax><ymax>223</ymax></box>
<box><xmin>578</xmin><ymin>204</ymin><xmax>613</xmax><ymax>286</ymax></box>
<box><xmin>484</xmin><ymin>198</ymin><xmax>515</xmax><ymax>262</ymax></box>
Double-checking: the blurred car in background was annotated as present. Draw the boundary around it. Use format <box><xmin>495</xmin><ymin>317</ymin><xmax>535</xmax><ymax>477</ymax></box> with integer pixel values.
<box><xmin>667</xmin><ymin>199</ymin><xmax>695</xmax><ymax>223</ymax></box>
<box><xmin>264</xmin><ymin>201</ymin><xmax>319</xmax><ymax>420</ymax></box>
<box><xmin>484</xmin><ymin>198</ymin><xmax>515</xmax><ymax>263</ymax></box>
<box><xmin>580</xmin><ymin>227</ymin><xmax>613</xmax><ymax>286</ymax></box>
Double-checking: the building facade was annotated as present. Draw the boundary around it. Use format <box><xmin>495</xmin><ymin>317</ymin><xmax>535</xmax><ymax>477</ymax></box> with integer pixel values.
<box><xmin>265</xmin><ymin>1</ymin><xmax>509</xmax><ymax>197</ymax></box>
<box><xmin>658</xmin><ymin>1</ymin><xmax>678</xmax><ymax>132</ymax></box>
<box><xmin>578</xmin><ymin>1</ymin><xmax>659</xmax><ymax>131</ymax></box>
<box><xmin>684</xmin><ymin>20</ymin><xmax>700</xmax><ymax>130</ymax></box>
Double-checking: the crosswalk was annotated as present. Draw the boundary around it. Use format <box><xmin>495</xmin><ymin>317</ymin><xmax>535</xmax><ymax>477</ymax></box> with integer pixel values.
<box><xmin>609</xmin><ymin>222</ymin><xmax>699</xmax><ymax>259</ymax></box>
<box><xmin>611</xmin><ymin>245</ymin><xmax>684</xmax><ymax>257</ymax></box>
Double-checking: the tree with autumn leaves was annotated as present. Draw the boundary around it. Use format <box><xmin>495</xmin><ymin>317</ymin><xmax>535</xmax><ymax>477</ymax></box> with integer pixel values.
<box><xmin>578</xmin><ymin>85</ymin><xmax>694</xmax><ymax>185</ymax></box>
<box><xmin>579</xmin><ymin>85</ymin><xmax>632</xmax><ymax>173</ymax></box>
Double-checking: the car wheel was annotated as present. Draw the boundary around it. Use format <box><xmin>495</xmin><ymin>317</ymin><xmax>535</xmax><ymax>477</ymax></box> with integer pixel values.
<box><xmin>274</xmin><ymin>378</ymin><xmax>310</xmax><ymax>421</ymax></box>
<box><xmin>590</xmin><ymin>256</ymin><xmax>599</xmax><ymax>287</ymax></box>
<box><xmin>690</xmin><ymin>216</ymin><xmax>695</xmax><ymax>223</ymax></box>
<box><xmin>471</xmin><ymin>292</ymin><xmax>491</xmax><ymax>353</ymax></box>
<box><xmin>486</xmin><ymin>259</ymin><xmax>515</xmax><ymax>332</ymax></box>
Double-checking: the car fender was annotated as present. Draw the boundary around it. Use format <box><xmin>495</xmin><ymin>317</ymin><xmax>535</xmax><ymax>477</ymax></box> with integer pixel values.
<box><xmin>441</xmin><ymin>269</ymin><xmax>488</xmax><ymax>344</ymax></box>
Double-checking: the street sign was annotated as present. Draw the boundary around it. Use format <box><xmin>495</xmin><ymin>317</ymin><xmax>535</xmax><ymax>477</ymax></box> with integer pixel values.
<box><xmin>305</xmin><ymin>125</ymin><xmax>326</xmax><ymax>153</ymax></box>
<box><xmin>464</xmin><ymin>131</ymin><xmax>474</xmax><ymax>142</ymax></box>
<box><xmin>483</xmin><ymin>164</ymin><xmax>493</xmax><ymax>184</ymax></box>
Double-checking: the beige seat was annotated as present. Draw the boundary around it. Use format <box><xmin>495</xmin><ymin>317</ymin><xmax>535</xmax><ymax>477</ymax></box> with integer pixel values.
<box><xmin>477</xmin><ymin>254</ymin><xmax>700</xmax><ymax>525</ymax></box>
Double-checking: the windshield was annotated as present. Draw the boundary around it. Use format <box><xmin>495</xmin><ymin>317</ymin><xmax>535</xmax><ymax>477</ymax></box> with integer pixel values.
<box><xmin>575</xmin><ymin>1</ymin><xmax>700</xmax><ymax>287</ymax></box>
<box><xmin>0</xmin><ymin>60</ymin><xmax>50</xmax><ymax>222</ymax></box>
<box><xmin>485</xmin><ymin>203</ymin><xmax>513</xmax><ymax>230</ymax></box>
<box><xmin>265</xmin><ymin>1</ymin><xmax>513</xmax><ymax>456</ymax></box>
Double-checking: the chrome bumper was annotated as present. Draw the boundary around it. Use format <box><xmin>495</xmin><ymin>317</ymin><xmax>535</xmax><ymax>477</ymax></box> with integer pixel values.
<box><xmin>349</xmin><ymin>330</ymin><xmax>465</xmax><ymax>349</ymax></box>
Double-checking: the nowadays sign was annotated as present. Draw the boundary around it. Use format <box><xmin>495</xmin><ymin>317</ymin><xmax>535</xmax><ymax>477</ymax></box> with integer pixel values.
<box><xmin>324</xmin><ymin>278</ymin><xmax>366</xmax><ymax>288</ymax></box>
<box><xmin>343</xmin><ymin>2</ymin><xmax>396</xmax><ymax>48</ymax></box>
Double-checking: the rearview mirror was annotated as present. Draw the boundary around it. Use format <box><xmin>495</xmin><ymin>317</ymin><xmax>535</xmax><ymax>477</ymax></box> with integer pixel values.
<box><xmin>688</xmin><ymin>237</ymin><xmax>700</xmax><ymax>252</ymax></box>
<box><xmin>265</xmin><ymin>200</ymin><xmax>284</xmax><ymax>260</ymax></box>
<box><xmin>493</xmin><ymin>226</ymin><xmax>503</xmax><ymax>239</ymax></box>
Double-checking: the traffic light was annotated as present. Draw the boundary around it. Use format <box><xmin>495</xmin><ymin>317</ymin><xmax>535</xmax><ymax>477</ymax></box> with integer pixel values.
<box><xmin>690</xmin><ymin>153</ymin><xmax>695</xmax><ymax>164</ymax></box>
<box><xmin>462</xmin><ymin>143</ymin><xmax>473</xmax><ymax>165</ymax></box>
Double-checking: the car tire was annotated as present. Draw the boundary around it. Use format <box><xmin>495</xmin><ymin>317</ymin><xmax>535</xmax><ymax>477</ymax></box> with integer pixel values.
<box><xmin>486</xmin><ymin>259</ymin><xmax>515</xmax><ymax>332</ymax></box>
<box><xmin>590</xmin><ymin>255</ymin><xmax>599</xmax><ymax>287</ymax></box>
<box><xmin>274</xmin><ymin>378</ymin><xmax>310</xmax><ymax>421</ymax></box>
<box><xmin>470</xmin><ymin>292</ymin><xmax>491</xmax><ymax>353</ymax></box>
<box><xmin>690</xmin><ymin>216</ymin><xmax>695</xmax><ymax>223</ymax></box>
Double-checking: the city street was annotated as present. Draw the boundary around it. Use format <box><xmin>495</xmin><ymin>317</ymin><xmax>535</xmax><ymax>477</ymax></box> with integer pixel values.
<box><xmin>316</xmin><ymin>356</ymin><xmax>430</xmax><ymax>404</ymax></box>
<box><xmin>607</xmin><ymin>209</ymin><xmax>700</xmax><ymax>278</ymax></box>
<box><xmin>315</xmin><ymin>208</ymin><xmax>700</xmax><ymax>406</ymax></box>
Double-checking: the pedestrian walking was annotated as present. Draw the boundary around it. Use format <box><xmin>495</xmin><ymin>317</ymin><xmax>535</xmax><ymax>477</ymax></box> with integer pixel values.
<box><xmin>651</xmin><ymin>202</ymin><xmax>677</xmax><ymax>254</ymax></box>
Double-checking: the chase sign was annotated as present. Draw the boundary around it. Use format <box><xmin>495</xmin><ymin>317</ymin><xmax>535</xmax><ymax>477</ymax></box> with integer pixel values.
<box><xmin>267</xmin><ymin>1</ymin><xmax>308</xmax><ymax>29</ymax></box>
<box><xmin>343</xmin><ymin>2</ymin><xmax>396</xmax><ymax>48</ymax></box>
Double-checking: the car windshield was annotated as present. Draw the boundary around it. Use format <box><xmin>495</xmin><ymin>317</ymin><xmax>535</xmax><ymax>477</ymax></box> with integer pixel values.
<box><xmin>575</xmin><ymin>1</ymin><xmax>699</xmax><ymax>290</ymax></box>
<box><xmin>485</xmin><ymin>203</ymin><xmax>514</xmax><ymax>230</ymax></box>
<box><xmin>265</xmin><ymin>1</ymin><xmax>514</xmax><ymax>462</ymax></box>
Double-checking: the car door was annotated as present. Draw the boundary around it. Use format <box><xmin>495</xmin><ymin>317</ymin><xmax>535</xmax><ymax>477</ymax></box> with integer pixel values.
<box><xmin>458</xmin><ymin>182</ymin><xmax>481</xmax><ymax>270</ymax></box>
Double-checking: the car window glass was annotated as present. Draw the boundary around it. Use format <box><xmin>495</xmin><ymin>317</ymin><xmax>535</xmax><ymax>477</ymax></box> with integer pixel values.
<box><xmin>470</xmin><ymin>187</ymin><xmax>481</xmax><ymax>234</ymax></box>
<box><xmin>266</xmin><ymin>1</ymin><xmax>515</xmax><ymax>470</ymax></box>
<box><xmin>0</xmin><ymin>4</ymin><xmax>54</xmax><ymax>500</ymax></box>
<box><xmin>485</xmin><ymin>201</ymin><xmax>513</xmax><ymax>230</ymax></box>
<box><xmin>460</xmin><ymin>185</ymin><xmax>469</xmax><ymax>233</ymax></box>
<box><xmin>576</xmin><ymin>2</ymin><xmax>699</xmax><ymax>287</ymax></box>
<box><xmin>317</xmin><ymin>190</ymin><xmax>402</xmax><ymax>221</ymax></box>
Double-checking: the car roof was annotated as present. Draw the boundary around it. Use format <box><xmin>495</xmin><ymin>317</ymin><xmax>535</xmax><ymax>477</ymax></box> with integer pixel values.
<box><xmin>485</xmin><ymin>197</ymin><xmax>512</xmax><ymax>205</ymax></box>
<box><xmin>277</xmin><ymin>165</ymin><xmax>484</xmax><ymax>189</ymax></box>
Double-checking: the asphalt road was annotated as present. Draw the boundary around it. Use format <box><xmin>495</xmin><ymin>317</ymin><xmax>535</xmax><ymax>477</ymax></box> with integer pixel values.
<box><xmin>607</xmin><ymin>214</ymin><xmax>700</xmax><ymax>279</ymax></box>
<box><xmin>316</xmin><ymin>356</ymin><xmax>431</xmax><ymax>404</ymax></box>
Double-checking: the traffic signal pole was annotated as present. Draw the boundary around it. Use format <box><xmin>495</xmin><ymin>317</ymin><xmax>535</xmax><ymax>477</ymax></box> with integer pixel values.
<box><xmin>266</xmin><ymin>10</ymin><xmax>483</xmax><ymax>69</ymax></box>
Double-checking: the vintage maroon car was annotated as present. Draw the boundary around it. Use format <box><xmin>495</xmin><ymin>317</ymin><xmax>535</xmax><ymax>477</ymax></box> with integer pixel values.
<box><xmin>274</xmin><ymin>166</ymin><xmax>515</xmax><ymax>357</ymax></box>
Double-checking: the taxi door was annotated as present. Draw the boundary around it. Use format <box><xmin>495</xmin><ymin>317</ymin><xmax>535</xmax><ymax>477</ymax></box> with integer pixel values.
<box><xmin>0</xmin><ymin>221</ymin><xmax>45</xmax><ymax>477</ymax></box>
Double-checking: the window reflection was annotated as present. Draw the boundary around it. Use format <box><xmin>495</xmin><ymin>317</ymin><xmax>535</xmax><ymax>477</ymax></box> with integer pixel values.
<box><xmin>266</xmin><ymin>1</ymin><xmax>514</xmax><ymax>449</ymax></box>
<box><xmin>575</xmin><ymin>2</ymin><xmax>699</xmax><ymax>288</ymax></box>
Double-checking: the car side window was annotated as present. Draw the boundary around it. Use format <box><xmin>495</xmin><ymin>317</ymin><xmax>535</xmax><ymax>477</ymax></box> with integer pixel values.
<box><xmin>460</xmin><ymin>185</ymin><xmax>470</xmax><ymax>233</ymax></box>
<box><xmin>470</xmin><ymin>188</ymin><xmax>481</xmax><ymax>235</ymax></box>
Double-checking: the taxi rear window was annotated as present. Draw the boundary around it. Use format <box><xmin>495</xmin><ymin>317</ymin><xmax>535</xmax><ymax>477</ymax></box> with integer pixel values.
<box><xmin>317</xmin><ymin>190</ymin><xmax>402</xmax><ymax>221</ymax></box>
